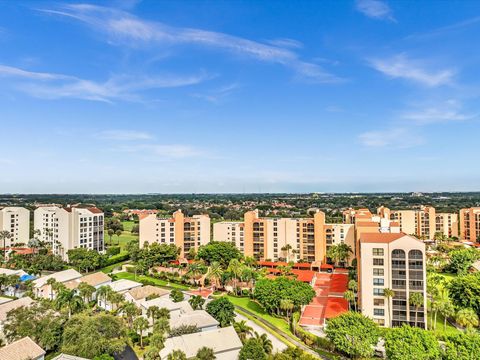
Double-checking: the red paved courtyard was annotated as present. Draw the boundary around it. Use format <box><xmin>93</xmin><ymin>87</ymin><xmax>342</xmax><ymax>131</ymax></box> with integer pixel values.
<box><xmin>299</xmin><ymin>271</ymin><xmax>349</xmax><ymax>327</ymax></box>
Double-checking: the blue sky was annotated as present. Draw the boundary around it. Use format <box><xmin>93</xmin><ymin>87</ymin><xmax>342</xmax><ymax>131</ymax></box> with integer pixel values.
<box><xmin>0</xmin><ymin>0</ymin><xmax>479</xmax><ymax>193</ymax></box>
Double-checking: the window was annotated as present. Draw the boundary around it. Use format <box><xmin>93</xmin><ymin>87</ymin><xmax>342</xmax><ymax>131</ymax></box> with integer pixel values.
<box><xmin>373</xmin><ymin>288</ymin><xmax>384</xmax><ymax>296</ymax></box>
<box><xmin>374</xmin><ymin>298</ymin><xmax>385</xmax><ymax>306</ymax></box>
<box><xmin>373</xmin><ymin>248</ymin><xmax>384</xmax><ymax>256</ymax></box>
<box><xmin>374</xmin><ymin>308</ymin><xmax>385</xmax><ymax>316</ymax></box>
<box><xmin>373</xmin><ymin>278</ymin><xmax>384</xmax><ymax>286</ymax></box>
<box><xmin>373</xmin><ymin>258</ymin><xmax>384</xmax><ymax>266</ymax></box>
<box><xmin>373</xmin><ymin>268</ymin><xmax>384</xmax><ymax>276</ymax></box>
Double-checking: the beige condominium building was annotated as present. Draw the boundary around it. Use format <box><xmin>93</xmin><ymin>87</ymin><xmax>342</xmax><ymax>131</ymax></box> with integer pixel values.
<box><xmin>0</xmin><ymin>207</ymin><xmax>30</xmax><ymax>247</ymax></box>
<box><xmin>377</xmin><ymin>205</ymin><xmax>457</xmax><ymax>239</ymax></box>
<box><xmin>214</xmin><ymin>209</ymin><xmax>355</xmax><ymax>263</ymax></box>
<box><xmin>34</xmin><ymin>205</ymin><xmax>104</xmax><ymax>258</ymax></box>
<box><xmin>459</xmin><ymin>207</ymin><xmax>480</xmax><ymax>242</ymax></box>
<box><xmin>139</xmin><ymin>210</ymin><xmax>210</xmax><ymax>256</ymax></box>
<box><xmin>359</xmin><ymin>233</ymin><xmax>426</xmax><ymax>328</ymax></box>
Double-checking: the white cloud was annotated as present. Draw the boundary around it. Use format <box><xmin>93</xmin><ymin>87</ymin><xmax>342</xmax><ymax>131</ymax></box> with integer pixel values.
<box><xmin>358</xmin><ymin>128</ymin><xmax>423</xmax><ymax>148</ymax></box>
<box><xmin>402</xmin><ymin>100</ymin><xmax>475</xmax><ymax>124</ymax></box>
<box><xmin>191</xmin><ymin>83</ymin><xmax>239</xmax><ymax>103</ymax></box>
<box><xmin>96</xmin><ymin>130</ymin><xmax>152</xmax><ymax>140</ymax></box>
<box><xmin>356</xmin><ymin>0</ymin><xmax>394</xmax><ymax>21</ymax></box>
<box><xmin>39</xmin><ymin>4</ymin><xmax>341</xmax><ymax>83</ymax></box>
<box><xmin>369</xmin><ymin>54</ymin><xmax>455</xmax><ymax>87</ymax></box>
<box><xmin>0</xmin><ymin>64</ymin><xmax>209</xmax><ymax>102</ymax></box>
<box><xmin>116</xmin><ymin>143</ymin><xmax>205</xmax><ymax>159</ymax></box>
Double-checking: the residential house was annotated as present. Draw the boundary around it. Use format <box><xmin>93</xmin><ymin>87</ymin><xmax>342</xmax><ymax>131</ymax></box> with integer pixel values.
<box><xmin>169</xmin><ymin>310</ymin><xmax>219</xmax><ymax>332</ymax></box>
<box><xmin>64</xmin><ymin>272</ymin><xmax>112</xmax><ymax>301</ymax></box>
<box><xmin>0</xmin><ymin>336</ymin><xmax>45</xmax><ymax>360</ymax></box>
<box><xmin>32</xmin><ymin>269</ymin><xmax>82</xmax><ymax>300</ymax></box>
<box><xmin>97</xmin><ymin>279</ymin><xmax>142</xmax><ymax>311</ymax></box>
<box><xmin>160</xmin><ymin>326</ymin><xmax>242</xmax><ymax>360</ymax></box>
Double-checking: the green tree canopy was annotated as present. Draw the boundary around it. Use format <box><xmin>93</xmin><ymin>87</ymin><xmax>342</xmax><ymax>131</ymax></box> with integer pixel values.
<box><xmin>447</xmin><ymin>272</ymin><xmax>480</xmax><ymax>314</ymax></box>
<box><xmin>384</xmin><ymin>325</ymin><xmax>441</xmax><ymax>360</ymax></box>
<box><xmin>448</xmin><ymin>248</ymin><xmax>480</xmax><ymax>275</ymax></box>
<box><xmin>443</xmin><ymin>332</ymin><xmax>480</xmax><ymax>360</ymax></box>
<box><xmin>206</xmin><ymin>297</ymin><xmax>235</xmax><ymax>327</ymax></box>
<box><xmin>325</xmin><ymin>312</ymin><xmax>379</xmax><ymax>359</ymax></box>
<box><xmin>238</xmin><ymin>338</ymin><xmax>267</xmax><ymax>360</ymax></box>
<box><xmin>254</xmin><ymin>277</ymin><xmax>315</xmax><ymax>315</ymax></box>
<box><xmin>61</xmin><ymin>313</ymin><xmax>127</xmax><ymax>358</ymax></box>
<box><xmin>197</xmin><ymin>241</ymin><xmax>243</xmax><ymax>267</ymax></box>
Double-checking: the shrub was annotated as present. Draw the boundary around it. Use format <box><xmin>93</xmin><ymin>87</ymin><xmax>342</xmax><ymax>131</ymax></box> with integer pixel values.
<box><xmin>106</xmin><ymin>246</ymin><xmax>121</xmax><ymax>257</ymax></box>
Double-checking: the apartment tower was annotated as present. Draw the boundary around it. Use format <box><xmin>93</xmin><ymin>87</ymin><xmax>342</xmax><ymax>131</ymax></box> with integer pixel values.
<box><xmin>0</xmin><ymin>207</ymin><xmax>30</xmax><ymax>246</ymax></box>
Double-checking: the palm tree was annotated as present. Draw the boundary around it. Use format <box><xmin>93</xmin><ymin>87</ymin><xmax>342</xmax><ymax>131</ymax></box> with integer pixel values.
<box><xmin>253</xmin><ymin>332</ymin><xmax>273</xmax><ymax>354</ymax></box>
<box><xmin>133</xmin><ymin>316</ymin><xmax>149</xmax><ymax>348</ymax></box>
<box><xmin>0</xmin><ymin>231</ymin><xmax>12</xmax><ymax>262</ymax></box>
<box><xmin>439</xmin><ymin>298</ymin><xmax>455</xmax><ymax>332</ymax></box>
<box><xmin>96</xmin><ymin>285</ymin><xmax>112</xmax><ymax>308</ymax></box>
<box><xmin>344</xmin><ymin>290</ymin><xmax>355</xmax><ymax>311</ymax></box>
<box><xmin>281</xmin><ymin>244</ymin><xmax>292</xmax><ymax>262</ymax></box>
<box><xmin>233</xmin><ymin>320</ymin><xmax>253</xmax><ymax>343</ymax></box>
<box><xmin>456</xmin><ymin>308</ymin><xmax>479</xmax><ymax>330</ymax></box>
<box><xmin>55</xmin><ymin>288</ymin><xmax>84</xmax><ymax>318</ymax></box>
<box><xmin>207</xmin><ymin>261</ymin><xmax>223</xmax><ymax>289</ymax></box>
<box><xmin>348</xmin><ymin>280</ymin><xmax>358</xmax><ymax>311</ymax></box>
<box><xmin>227</xmin><ymin>259</ymin><xmax>243</xmax><ymax>295</ymax></box>
<box><xmin>46</xmin><ymin>278</ymin><xmax>58</xmax><ymax>300</ymax></box>
<box><xmin>280</xmin><ymin>299</ymin><xmax>294</xmax><ymax>323</ymax></box>
<box><xmin>78</xmin><ymin>282</ymin><xmax>96</xmax><ymax>303</ymax></box>
<box><xmin>167</xmin><ymin>350</ymin><xmax>187</xmax><ymax>360</ymax></box>
<box><xmin>409</xmin><ymin>292</ymin><xmax>424</xmax><ymax>328</ymax></box>
<box><xmin>115</xmin><ymin>229</ymin><xmax>122</xmax><ymax>245</ymax></box>
<box><xmin>147</xmin><ymin>305</ymin><xmax>162</xmax><ymax>325</ymax></box>
<box><xmin>195</xmin><ymin>347</ymin><xmax>215</xmax><ymax>360</ymax></box>
<box><xmin>121</xmin><ymin>301</ymin><xmax>140</xmax><ymax>328</ymax></box>
<box><xmin>108</xmin><ymin>229</ymin><xmax>114</xmax><ymax>245</ymax></box>
<box><xmin>150</xmin><ymin>332</ymin><xmax>165</xmax><ymax>350</ymax></box>
<box><xmin>109</xmin><ymin>292</ymin><xmax>125</xmax><ymax>311</ymax></box>
<box><xmin>187</xmin><ymin>263</ymin><xmax>204</xmax><ymax>286</ymax></box>
<box><xmin>154</xmin><ymin>316</ymin><xmax>170</xmax><ymax>334</ymax></box>
<box><xmin>188</xmin><ymin>295</ymin><xmax>205</xmax><ymax>310</ymax></box>
<box><xmin>383</xmin><ymin>288</ymin><xmax>395</xmax><ymax>327</ymax></box>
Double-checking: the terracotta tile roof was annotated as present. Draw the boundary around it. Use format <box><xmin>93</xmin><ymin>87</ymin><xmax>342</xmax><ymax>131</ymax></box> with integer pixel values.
<box><xmin>356</xmin><ymin>221</ymin><xmax>379</xmax><ymax>227</ymax></box>
<box><xmin>389</xmin><ymin>222</ymin><xmax>400</xmax><ymax>227</ymax></box>
<box><xmin>0</xmin><ymin>297</ymin><xmax>34</xmax><ymax>322</ymax></box>
<box><xmin>0</xmin><ymin>337</ymin><xmax>45</xmax><ymax>360</ymax></box>
<box><xmin>360</xmin><ymin>232</ymin><xmax>406</xmax><ymax>243</ymax></box>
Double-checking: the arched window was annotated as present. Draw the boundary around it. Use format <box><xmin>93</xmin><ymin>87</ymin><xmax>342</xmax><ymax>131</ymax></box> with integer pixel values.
<box><xmin>408</xmin><ymin>250</ymin><xmax>423</xmax><ymax>260</ymax></box>
<box><xmin>392</xmin><ymin>249</ymin><xmax>406</xmax><ymax>259</ymax></box>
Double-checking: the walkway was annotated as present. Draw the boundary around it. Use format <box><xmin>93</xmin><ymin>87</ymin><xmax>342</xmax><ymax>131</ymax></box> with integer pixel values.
<box><xmin>299</xmin><ymin>271</ymin><xmax>349</xmax><ymax>328</ymax></box>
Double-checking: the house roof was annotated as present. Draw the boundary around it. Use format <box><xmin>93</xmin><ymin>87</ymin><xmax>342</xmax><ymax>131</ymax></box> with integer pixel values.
<box><xmin>356</xmin><ymin>221</ymin><xmax>379</xmax><ymax>227</ymax></box>
<box><xmin>33</xmin><ymin>269</ymin><xmax>82</xmax><ymax>288</ymax></box>
<box><xmin>160</xmin><ymin>326</ymin><xmax>242</xmax><ymax>359</ymax></box>
<box><xmin>0</xmin><ymin>297</ymin><xmax>12</xmax><ymax>305</ymax></box>
<box><xmin>52</xmin><ymin>354</ymin><xmax>89</xmax><ymax>360</ymax></box>
<box><xmin>360</xmin><ymin>232</ymin><xmax>407</xmax><ymax>244</ymax></box>
<box><xmin>0</xmin><ymin>297</ymin><xmax>34</xmax><ymax>322</ymax></box>
<box><xmin>0</xmin><ymin>337</ymin><xmax>45</xmax><ymax>360</ymax></box>
<box><xmin>141</xmin><ymin>298</ymin><xmax>192</xmax><ymax>312</ymax></box>
<box><xmin>170</xmin><ymin>310</ymin><xmax>219</xmax><ymax>329</ymax></box>
<box><xmin>0</xmin><ymin>268</ymin><xmax>27</xmax><ymax>277</ymax></box>
<box><xmin>64</xmin><ymin>272</ymin><xmax>111</xmax><ymax>290</ymax></box>
<box><xmin>126</xmin><ymin>285</ymin><xmax>169</xmax><ymax>300</ymax></box>
<box><xmin>108</xmin><ymin>279</ymin><xmax>142</xmax><ymax>293</ymax></box>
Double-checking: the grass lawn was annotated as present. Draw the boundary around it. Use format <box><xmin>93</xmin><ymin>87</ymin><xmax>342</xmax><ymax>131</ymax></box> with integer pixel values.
<box><xmin>105</xmin><ymin>221</ymin><xmax>138</xmax><ymax>250</ymax></box>
<box><xmin>225</xmin><ymin>295</ymin><xmax>291</xmax><ymax>334</ymax></box>
<box><xmin>114</xmin><ymin>271</ymin><xmax>191</xmax><ymax>290</ymax></box>
<box><xmin>438</xmin><ymin>272</ymin><xmax>458</xmax><ymax>283</ymax></box>
<box><xmin>101</xmin><ymin>259</ymin><xmax>130</xmax><ymax>274</ymax></box>
<box><xmin>427</xmin><ymin>312</ymin><xmax>461</xmax><ymax>336</ymax></box>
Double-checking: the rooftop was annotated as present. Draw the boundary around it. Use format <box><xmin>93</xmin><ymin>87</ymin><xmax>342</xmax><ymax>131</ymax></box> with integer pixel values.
<box><xmin>108</xmin><ymin>279</ymin><xmax>142</xmax><ymax>293</ymax></box>
<box><xmin>0</xmin><ymin>297</ymin><xmax>34</xmax><ymax>322</ymax></box>
<box><xmin>0</xmin><ymin>337</ymin><xmax>45</xmax><ymax>360</ymax></box>
<box><xmin>52</xmin><ymin>354</ymin><xmax>89</xmax><ymax>360</ymax></box>
<box><xmin>170</xmin><ymin>310</ymin><xmax>219</xmax><ymax>329</ymax></box>
<box><xmin>126</xmin><ymin>285</ymin><xmax>169</xmax><ymax>300</ymax></box>
<box><xmin>160</xmin><ymin>326</ymin><xmax>242</xmax><ymax>359</ymax></box>
<box><xmin>64</xmin><ymin>272</ymin><xmax>111</xmax><ymax>290</ymax></box>
<box><xmin>360</xmin><ymin>232</ymin><xmax>408</xmax><ymax>244</ymax></box>
<box><xmin>33</xmin><ymin>269</ymin><xmax>82</xmax><ymax>288</ymax></box>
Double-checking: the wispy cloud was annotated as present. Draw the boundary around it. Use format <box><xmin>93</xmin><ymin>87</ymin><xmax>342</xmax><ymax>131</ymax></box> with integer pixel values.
<box><xmin>406</xmin><ymin>16</ymin><xmax>480</xmax><ymax>41</ymax></box>
<box><xmin>369</xmin><ymin>54</ymin><xmax>455</xmax><ymax>87</ymax></box>
<box><xmin>358</xmin><ymin>127</ymin><xmax>423</xmax><ymax>148</ymax></box>
<box><xmin>402</xmin><ymin>100</ymin><xmax>475</xmax><ymax>125</ymax></box>
<box><xmin>95</xmin><ymin>130</ymin><xmax>152</xmax><ymax>140</ymax></box>
<box><xmin>192</xmin><ymin>83</ymin><xmax>239</xmax><ymax>103</ymax></box>
<box><xmin>0</xmin><ymin>64</ymin><xmax>209</xmax><ymax>102</ymax></box>
<box><xmin>355</xmin><ymin>0</ymin><xmax>395</xmax><ymax>21</ymax></box>
<box><xmin>38</xmin><ymin>4</ymin><xmax>341</xmax><ymax>83</ymax></box>
<box><xmin>116</xmin><ymin>143</ymin><xmax>205</xmax><ymax>159</ymax></box>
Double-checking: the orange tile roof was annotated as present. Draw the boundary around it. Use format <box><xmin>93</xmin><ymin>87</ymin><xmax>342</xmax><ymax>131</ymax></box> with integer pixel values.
<box><xmin>360</xmin><ymin>232</ymin><xmax>406</xmax><ymax>243</ymax></box>
<box><xmin>356</xmin><ymin>221</ymin><xmax>378</xmax><ymax>227</ymax></box>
